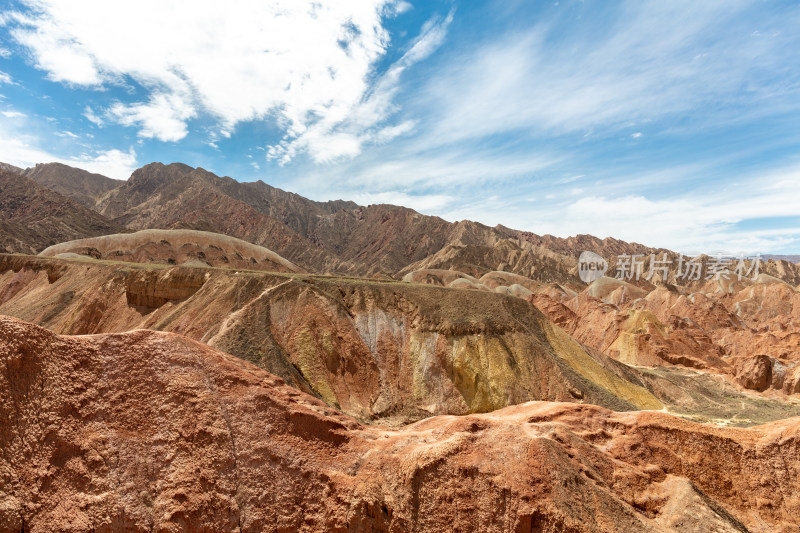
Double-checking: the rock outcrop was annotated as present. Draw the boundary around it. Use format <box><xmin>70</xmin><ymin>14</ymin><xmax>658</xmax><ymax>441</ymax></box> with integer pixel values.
<box><xmin>8</xmin><ymin>160</ymin><xmax>800</xmax><ymax>287</ymax></box>
<box><xmin>124</xmin><ymin>267</ymin><xmax>212</xmax><ymax>308</ymax></box>
<box><xmin>1</xmin><ymin>316</ymin><xmax>798</xmax><ymax>532</ymax></box>
<box><xmin>4</xmin><ymin>254</ymin><xmax>800</xmax><ymax>427</ymax></box>
<box><xmin>401</xmin><ymin>269</ymin><xmax>800</xmax><ymax>406</ymax></box>
<box><xmin>23</xmin><ymin>162</ymin><xmax>123</xmax><ymax>208</ymax></box>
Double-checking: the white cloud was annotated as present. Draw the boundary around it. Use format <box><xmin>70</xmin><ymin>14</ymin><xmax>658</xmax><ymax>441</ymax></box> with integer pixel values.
<box><xmin>0</xmin><ymin>116</ymin><xmax>137</xmax><ymax>179</ymax></box>
<box><xmin>352</xmin><ymin>191</ymin><xmax>454</xmax><ymax>212</ymax></box>
<box><xmin>11</xmin><ymin>12</ymin><xmax>104</xmax><ymax>86</ymax></box>
<box><xmin>0</xmin><ymin>135</ymin><xmax>137</xmax><ymax>179</ymax></box>
<box><xmin>0</xmin><ymin>71</ymin><xmax>11</xmax><ymax>84</ymax></box>
<box><xmin>109</xmin><ymin>92</ymin><xmax>195</xmax><ymax>142</ymax></box>
<box><xmin>83</xmin><ymin>106</ymin><xmax>103</xmax><ymax>126</ymax></box>
<box><xmin>72</xmin><ymin>147</ymin><xmax>137</xmax><ymax>179</ymax></box>
<box><xmin>8</xmin><ymin>0</ymin><xmax>427</xmax><ymax>155</ymax></box>
<box><xmin>631</xmin><ymin>132</ymin><xmax>642</xmax><ymax>139</ymax></box>
<box><xmin>1</xmin><ymin>110</ymin><xmax>25</xmax><ymax>118</ymax></box>
<box><xmin>291</xmin><ymin>141</ymin><xmax>559</xmax><ymax>196</ymax></box>
<box><xmin>392</xmin><ymin>2</ymin><xmax>412</xmax><ymax>15</ymax></box>
<box><xmin>267</xmin><ymin>10</ymin><xmax>453</xmax><ymax>164</ymax></box>
<box><xmin>432</xmin><ymin>165</ymin><xmax>800</xmax><ymax>254</ymax></box>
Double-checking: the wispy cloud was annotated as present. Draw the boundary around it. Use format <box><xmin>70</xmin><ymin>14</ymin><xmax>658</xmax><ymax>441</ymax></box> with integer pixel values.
<box><xmin>416</xmin><ymin>1</ymin><xmax>800</xmax><ymax>148</ymax></box>
<box><xmin>3</xmin><ymin>0</ymin><xmax>800</xmax><ymax>254</ymax></box>
<box><xmin>266</xmin><ymin>10</ymin><xmax>454</xmax><ymax>164</ymax></box>
<box><xmin>109</xmin><ymin>92</ymin><xmax>195</xmax><ymax>142</ymax></box>
<box><xmin>0</xmin><ymin>136</ymin><xmax>137</xmax><ymax>179</ymax></box>
<box><xmin>289</xmin><ymin>0</ymin><xmax>800</xmax><ymax>252</ymax></box>
<box><xmin>433</xmin><ymin>163</ymin><xmax>800</xmax><ymax>254</ymax></box>
<box><xmin>82</xmin><ymin>106</ymin><xmax>103</xmax><ymax>127</ymax></box>
<box><xmin>352</xmin><ymin>190</ymin><xmax>453</xmax><ymax>212</ymax></box>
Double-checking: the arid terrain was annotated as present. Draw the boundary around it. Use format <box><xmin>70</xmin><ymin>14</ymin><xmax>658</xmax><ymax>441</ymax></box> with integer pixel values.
<box><xmin>1</xmin><ymin>161</ymin><xmax>799</xmax><ymax>532</ymax></box>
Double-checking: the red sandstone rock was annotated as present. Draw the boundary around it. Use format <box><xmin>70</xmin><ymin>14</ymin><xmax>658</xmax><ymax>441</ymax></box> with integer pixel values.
<box><xmin>733</xmin><ymin>354</ymin><xmax>773</xmax><ymax>391</ymax></box>
<box><xmin>1</xmin><ymin>316</ymin><xmax>798</xmax><ymax>532</ymax></box>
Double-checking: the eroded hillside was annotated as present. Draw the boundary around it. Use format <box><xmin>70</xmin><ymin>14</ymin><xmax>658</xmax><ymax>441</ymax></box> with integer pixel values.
<box><xmin>2</xmin><ymin>253</ymin><xmax>797</xmax><ymax>427</ymax></box>
<box><xmin>2</xmin><ymin>316</ymin><xmax>798</xmax><ymax>532</ymax></box>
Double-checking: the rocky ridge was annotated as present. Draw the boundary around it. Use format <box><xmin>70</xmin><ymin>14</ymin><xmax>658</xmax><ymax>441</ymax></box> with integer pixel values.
<box><xmin>0</xmin><ymin>169</ymin><xmax>123</xmax><ymax>254</ymax></box>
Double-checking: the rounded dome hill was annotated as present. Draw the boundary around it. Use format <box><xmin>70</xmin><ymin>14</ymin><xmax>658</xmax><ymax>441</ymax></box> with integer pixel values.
<box><xmin>38</xmin><ymin>229</ymin><xmax>303</xmax><ymax>273</ymax></box>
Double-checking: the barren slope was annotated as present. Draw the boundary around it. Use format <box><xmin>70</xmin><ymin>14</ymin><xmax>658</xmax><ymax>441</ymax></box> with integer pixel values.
<box><xmin>39</xmin><ymin>229</ymin><xmax>302</xmax><ymax>272</ymax></box>
<box><xmin>0</xmin><ymin>162</ymin><xmax>22</xmax><ymax>174</ymax></box>
<box><xmin>0</xmin><ymin>253</ymin><xmax>667</xmax><ymax>423</ymax></box>
<box><xmin>3</xmin><ymin>254</ymin><xmax>798</xmax><ymax>427</ymax></box>
<box><xmin>1</xmin><ymin>316</ymin><xmax>798</xmax><ymax>532</ymax></box>
<box><xmin>23</xmin><ymin>162</ymin><xmax>123</xmax><ymax>208</ymax></box>
<box><xmin>0</xmin><ymin>170</ymin><xmax>123</xmax><ymax>254</ymax></box>
<box><xmin>24</xmin><ymin>160</ymin><xmax>800</xmax><ymax>286</ymax></box>
<box><xmin>399</xmin><ymin>266</ymin><xmax>800</xmax><ymax>423</ymax></box>
<box><xmin>96</xmin><ymin>163</ymin><xmax>351</xmax><ymax>273</ymax></box>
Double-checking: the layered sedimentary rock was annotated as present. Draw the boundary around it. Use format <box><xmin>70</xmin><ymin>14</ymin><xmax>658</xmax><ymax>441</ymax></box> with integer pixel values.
<box><xmin>23</xmin><ymin>162</ymin><xmax>123</xmax><ymax>208</ymax></box>
<box><xmin>39</xmin><ymin>229</ymin><xmax>303</xmax><ymax>273</ymax></box>
<box><xmin>0</xmin><ymin>254</ymin><xmax>660</xmax><ymax>424</ymax></box>
<box><xmin>6</xmin><ymin>159</ymin><xmax>800</xmax><ymax>286</ymax></box>
<box><xmin>0</xmin><ymin>170</ymin><xmax>122</xmax><ymax>254</ymax></box>
<box><xmin>402</xmin><ymin>268</ymin><xmax>800</xmax><ymax>402</ymax></box>
<box><xmin>3</xmin><ymin>254</ymin><xmax>799</xmax><ymax>428</ymax></box>
<box><xmin>1</xmin><ymin>316</ymin><xmax>798</xmax><ymax>533</ymax></box>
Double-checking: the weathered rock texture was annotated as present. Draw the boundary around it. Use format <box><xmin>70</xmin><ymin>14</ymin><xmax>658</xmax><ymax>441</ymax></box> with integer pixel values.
<box><xmin>0</xmin><ymin>254</ymin><xmax>661</xmax><ymax>425</ymax></box>
<box><xmin>399</xmin><ymin>269</ymin><xmax>800</xmax><ymax>416</ymax></box>
<box><xmin>23</xmin><ymin>162</ymin><xmax>123</xmax><ymax>208</ymax></box>
<box><xmin>39</xmin><ymin>229</ymin><xmax>303</xmax><ymax>273</ymax></box>
<box><xmin>3</xmin><ymin>254</ymin><xmax>799</xmax><ymax>427</ymax></box>
<box><xmin>5</xmin><ymin>159</ymin><xmax>800</xmax><ymax>286</ymax></box>
<box><xmin>0</xmin><ymin>170</ymin><xmax>122</xmax><ymax>254</ymax></box>
<box><xmin>531</xmin><ymin>275</ymin><xmax>800</xmax><ymax>399</ymax></box>
<box><xmin>1</xmin><ymin>316</ymin><xmax>798</xmax><ymax>533</ymax></box>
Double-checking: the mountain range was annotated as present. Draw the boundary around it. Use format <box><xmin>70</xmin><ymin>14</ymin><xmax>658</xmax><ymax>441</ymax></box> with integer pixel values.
<box><xmin>5</xmin><ymin>160</ymin><xmax>797</xmax><ymax>285</ymax></box>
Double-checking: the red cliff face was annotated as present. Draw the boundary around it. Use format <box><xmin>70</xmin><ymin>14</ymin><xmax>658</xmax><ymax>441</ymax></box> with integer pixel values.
<box><xmin>1</xmin><ymin>316</ymin><xmax>798</xmax><ymax>532</ymax></box>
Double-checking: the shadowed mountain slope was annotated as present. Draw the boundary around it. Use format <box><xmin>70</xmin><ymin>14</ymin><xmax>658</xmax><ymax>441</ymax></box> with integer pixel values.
<box><xmin>96</xmin><ymin>163</ymin><xmax>350</xmax><ymax>274</ymax></box>
<box><xmin>0</xmin><ymin>170</ymin><xmax>123</xmax><ymax>254</ymax></box>
<box><xmin>7</xmin><ymin>159</ymin><xmax>800</xmax><ymax>285</ymax></box>
<box><xmin>82</xmin><ymin>162</ymin><xmax>605</xmax><ymax>279</ymax></box>
<box><xmin>0</xmin><ymin>162</ymin><xmax>22</xmax><ymax>174</ymax></box>
<box><xmin>23</xmin><ymin>162</ymin><xmax>123</xmax><ymax>208</ymax></box>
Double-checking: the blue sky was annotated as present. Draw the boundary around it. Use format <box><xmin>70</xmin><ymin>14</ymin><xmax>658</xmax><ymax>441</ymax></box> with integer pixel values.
<box><xmin>1</xmin><ymin>0</ymin><xmax>800</xmax><ymax>253</ymax></box>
